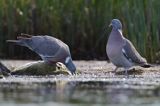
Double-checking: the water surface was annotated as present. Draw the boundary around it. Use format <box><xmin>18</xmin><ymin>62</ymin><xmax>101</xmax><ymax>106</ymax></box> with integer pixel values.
<box><xmin>0</xmin><ymin>60</ymin><xmax>160</xmax><ymax>106</ymax></box>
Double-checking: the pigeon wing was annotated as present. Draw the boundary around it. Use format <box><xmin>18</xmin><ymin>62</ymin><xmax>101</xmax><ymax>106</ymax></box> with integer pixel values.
<box><xmin>122</xmin><ymin>39</ymin><xmax>147</xmax><ymax>65</ymax></box>
<box><xmin>30</xmin><ymin>36</ymin><xmax>61</xmax><ymax>56</ymax></box>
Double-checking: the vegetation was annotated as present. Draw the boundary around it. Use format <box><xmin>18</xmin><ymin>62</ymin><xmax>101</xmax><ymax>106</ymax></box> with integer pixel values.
<box><xmin>0</xmin><ymin>0</ymin><xmax>159</xmax><ymax>62</ymax></box>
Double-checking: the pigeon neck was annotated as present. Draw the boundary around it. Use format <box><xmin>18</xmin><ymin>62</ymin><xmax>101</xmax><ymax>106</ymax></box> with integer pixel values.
<box><xmin>111</xmin><ymin>28</ymin><xmax>123</xmax><ymax>38</ymax></box>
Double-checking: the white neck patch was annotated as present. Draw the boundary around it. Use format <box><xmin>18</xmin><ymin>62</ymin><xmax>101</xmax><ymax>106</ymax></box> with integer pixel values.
<box><xmin>118</xmin><ymin>29</ymin><xmax>122</xmax><ymax>35</ymax></box>
<box><xmin>65</xmin><ymin>57</ymin><xmax>70</xmax><ymax>64</ymax></box>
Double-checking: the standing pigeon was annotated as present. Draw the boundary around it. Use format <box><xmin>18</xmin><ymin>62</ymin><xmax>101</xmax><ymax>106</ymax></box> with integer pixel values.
<box><xmin>106</xmin><ymin>19</ymin><xmax>150</xmax><ymax>75</ymax></box>
<box><xmin>7</xmin><ymin>33</ymin><xmax>76</xmax><ymax>74</ymax></box>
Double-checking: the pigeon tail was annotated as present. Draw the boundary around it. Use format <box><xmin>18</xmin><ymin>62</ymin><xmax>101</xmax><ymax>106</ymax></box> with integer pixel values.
<box><xmin>16</xmin><ymin>33</ymin><xmax>32</xmax><ymax>40</ymax></box>
<box><xmin>6</xmin><ymin>34</ymin><xmax>31</xmax><ymax>46</ymax></box>
<box><xmin>19</xmin><ymin>33</ymin><xmax>32</xmax><ymax>38</ymax></box>
<box><xmin>6</xmin><ymin>40</ymin><xmax>23</xmax><ymax>46</ymax></box>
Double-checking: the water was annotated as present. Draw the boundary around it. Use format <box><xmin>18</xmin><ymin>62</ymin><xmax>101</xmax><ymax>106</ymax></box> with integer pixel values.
<box><xmin>0</xmin><ymin>60</ymin><xmax>160</xmax><ymax>106</ymax></box>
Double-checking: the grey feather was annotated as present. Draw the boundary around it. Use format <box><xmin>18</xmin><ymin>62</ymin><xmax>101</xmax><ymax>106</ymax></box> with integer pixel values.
<box><xmin>106</xmin><ymin>19</ymin><xmax>150</xmax><ymax>75</ymax></box>
<box><xmin>123</xmin><ymin>39</ymin><xmax>147</xmax><ymax>65</ymax></box>
<box><xmin>7</xmin><ymin>34</ymin><xmax>76</xmax><ymax>74</ymax></box>
<box><xmin>122</xmin><ymin>48</ymin><xmax>132</xmax><ymax>62</ymax></box>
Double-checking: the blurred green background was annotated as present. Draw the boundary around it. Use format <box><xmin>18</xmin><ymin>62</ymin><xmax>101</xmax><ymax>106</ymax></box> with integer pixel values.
<box><xmin>0</xmin><ymin>0</ymin><xmax>159</xmax><ymax>62</ymax></box>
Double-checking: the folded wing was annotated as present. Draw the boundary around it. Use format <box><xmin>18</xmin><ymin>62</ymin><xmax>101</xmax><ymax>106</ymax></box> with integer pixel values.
<box><xmin>122</xmin><ymin>39</ymin><xmax>147</xmax><ymax>65</ymax></box>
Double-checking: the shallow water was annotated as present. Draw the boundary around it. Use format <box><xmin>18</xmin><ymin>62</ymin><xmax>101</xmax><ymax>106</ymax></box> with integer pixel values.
<box><xmin>0</xmin><ymin>60</ymin><xmax>160</xmax><ymax>106</ymax></box>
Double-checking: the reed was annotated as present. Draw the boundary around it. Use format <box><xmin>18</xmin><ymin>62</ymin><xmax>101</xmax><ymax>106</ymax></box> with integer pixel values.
<box><xmin>0</xmin><ymin>0</ymin><xmax>159</xmax><ymax>62</ymax></box>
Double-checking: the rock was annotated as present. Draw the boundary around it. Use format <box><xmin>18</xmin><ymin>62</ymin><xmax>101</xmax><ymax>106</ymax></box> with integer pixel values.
<box><xmin>11</xmin><ymin>61</ymin><xmax>70</xmax><ymax>75</ymax></box>
<box><xmin>0</xmin><ymin>61</ymin><xmax>70</xmax><ymax>76</ymax></box>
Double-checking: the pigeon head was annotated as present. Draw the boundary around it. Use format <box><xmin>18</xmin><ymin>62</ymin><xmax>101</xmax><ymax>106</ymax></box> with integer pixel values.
<box><xmin>64</xmin><ymin>56</ymin><xmax>76</xmax><ymax>74</ymax></box>
<box><xmin>109</xmin><ymin>19</ymin><xmax>122</xmax><ymax>30</ymax></box>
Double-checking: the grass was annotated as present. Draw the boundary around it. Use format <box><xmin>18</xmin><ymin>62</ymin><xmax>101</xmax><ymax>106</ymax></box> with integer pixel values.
<box><xmin>0</xmin><ymin>0</ymin><xmax>159</xmax><ymax>62</ymax></box>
